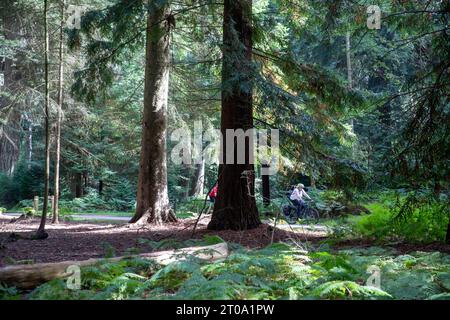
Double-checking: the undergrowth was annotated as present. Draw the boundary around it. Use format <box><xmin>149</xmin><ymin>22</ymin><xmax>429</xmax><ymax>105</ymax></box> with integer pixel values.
<box><xmin>328</xmin><ymin>190</ymin><xmax>449</xmax><ymax>243</ymax></box>
<box><xmin>1</xmin><ymin>238</ymin><xmax>448</xmax><ymax>300</ymax></box>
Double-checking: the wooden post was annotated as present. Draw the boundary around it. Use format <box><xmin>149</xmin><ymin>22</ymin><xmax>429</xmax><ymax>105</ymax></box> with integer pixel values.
<box><xmin>33</xmin><ymin>196</ymin><xmax>39</xmax><ymax>212</ymax></box>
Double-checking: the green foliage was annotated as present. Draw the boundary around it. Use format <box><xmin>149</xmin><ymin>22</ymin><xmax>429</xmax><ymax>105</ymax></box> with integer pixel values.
<box><xmin>0</xmin><ymin>284</ymin><xmax>21</xmax><ymax>300</ymax></box>
<box><xmin>0</xmin><ymin>160</ymin><xmax>43</xmax><ymax>208</ymax></box>
<box><xmin>3</xmin><ymin>240</ymin><xmax>449</xmax><ymax>301</ymax></box>
<box><xmin>22</xmin><ymin>207</ymin><xmax>36</xmax><ymax>216</ymax></box>
<box><xmin>339</xmin><ymin>248</ymin><xmax>450</xmax><ymax>300</ymax></box>
<box><xmin>58</xmin><ymin>187</ymin><xmax>135</xmax><ymax>213</ymax></box>
<box><xmin>352</xmin><ymin>203</ymin><xmax>393</xmax><ymax>239</ymax></box>
<box><xmin>102</xmin><ymin>242</ymin><xmax>116</xmax><ymax>259</ymax></box>
<box><xmin>350</xmin><ymin>191</ymin><xmax>450</xmax><ymax>243</ymax></box>
<box><xmin>174</xmin><ymin>198</ymin><xmax>208</xmax><ymax>217</ymax></box>
<box><xmin>310</xmin><ymin>281</ymin><xmax>392</xmax><ymax>300</ymax></box>
<box><xmin>147</xmin><ymin>260</ymin><xmax>201</xmax><ymax>292</ymax></box>
<box><xmin>310</xmin><ymin>189</ymin><xmax>348</xmax><ymax>217</ymax></box>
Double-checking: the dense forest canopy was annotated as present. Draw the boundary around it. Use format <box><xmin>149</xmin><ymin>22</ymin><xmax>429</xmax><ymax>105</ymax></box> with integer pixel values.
<box><xmin>0</xmin><ymin>0</ymin><xmax>449</xmax><ymax>302</ymax></box>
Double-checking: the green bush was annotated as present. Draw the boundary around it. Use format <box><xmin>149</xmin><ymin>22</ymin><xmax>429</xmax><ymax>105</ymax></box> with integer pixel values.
<box><xmin>352</xmin><ymin>203</ymin><xmax>392</xmax><ymax>239</ymax></box>
<box><xmin>4</xmin><ymin>172</ymin><xmax>136</xmax><ymax>213</ymax></box>
<box><xmin>0</xmin><ymin>160</ymin><xmax>44</xmax><ymax>207</ymax></box>
<box><xmin>22</xmin><ymin>207</ymin><xmax>36</xmax><ymax>216</ymax></box>
<box><xmin>351</xmin><ymin>192</ymin><xmax>449</xmax><ymax>243</ymax></box>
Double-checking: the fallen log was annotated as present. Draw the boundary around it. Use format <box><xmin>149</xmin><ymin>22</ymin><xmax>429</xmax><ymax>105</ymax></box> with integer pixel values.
<box><xmin>0</xmin><ymin>242</ymin><xmax>228</xmax><ymax>289</ymax></box>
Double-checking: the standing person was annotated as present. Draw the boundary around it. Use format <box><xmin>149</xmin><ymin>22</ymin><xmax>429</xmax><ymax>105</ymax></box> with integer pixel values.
<box><xmin>290</xmin><ymin>183</ymin><xmax>311</xmax><ymax>218</ymax></box>
<box><xmin>208</xmin><ymin>183</ymin><xmax>218</xmax><ymax>203</ymax></box>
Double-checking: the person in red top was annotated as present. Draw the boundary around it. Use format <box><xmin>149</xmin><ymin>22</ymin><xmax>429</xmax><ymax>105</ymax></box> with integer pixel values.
<box><xmin>208</xmin><ymin>184</ymin><xmax>218</xmax><ymax>203</ymax></box>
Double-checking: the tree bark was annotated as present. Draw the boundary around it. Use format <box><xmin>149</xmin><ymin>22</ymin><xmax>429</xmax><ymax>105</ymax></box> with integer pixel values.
<box><xmin>27</xmin><ymin>119</ymin><xmax>33</xmax><ymax>168</ymax></box>
<box><xmin>75</xmin><ymin>172</ymin><xmax>83</xmax><ymax>198</ymax></box>
<box><xmin>0</xmin><ymin>6</ymin><xmax>21</xmax><ymax>176</ymax></box>
<box><xmin>0</xmin><ymin>109</ymin><xmax>20</xmax><ymax>176</ymax></box>
<box><xmin>346</xmin><ymin>31</ymin><xmax>352</xmax><ymax>90</ymax></box>
<box><xmin>83</xmin><ymin>171</ymin><xmax>88</xmax><ymax>193</ymax></box>
<box><xmin>189</xmin><ymin>158</ymin><xmax>205</xmax><ymax>197</ymax></box>
<box><xmin>208</xmin><ymin>0</ymin><xmax>260</xmax><ymax>231</ymax></box>
<box><xmin>346</xmin><ymin>31</ymin><xmax>357</xmax><ymax>139</ymax></box>
<box><xmin>36</xmin><ymin>0</ymin><xmax>50</xmax><ymax>239</ymax></box>
<box><xmin>130</xmin><ymin>1</ymin><xmax>176</xmax><ymax>224</ymax></box>
<box><xmin>52</xmin><ymin>0</ymin><xmax>65</xmax><ymax>224</ymax></box>
<box><xmin>262</xmin><ymin>164</ymin><xmax>270</xmax><ymax>207</ymax></box>
<box><xmin>98</xmin><ymin>180</ymin><xmax>103</xmax><ymax>195</ymax></box>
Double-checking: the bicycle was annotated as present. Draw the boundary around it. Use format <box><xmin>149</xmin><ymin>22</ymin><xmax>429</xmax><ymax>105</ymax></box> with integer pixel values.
<box><xmin>281</xmin><ymin>192</ymin><xmax>319</xmax><ymax>224</ymax></box>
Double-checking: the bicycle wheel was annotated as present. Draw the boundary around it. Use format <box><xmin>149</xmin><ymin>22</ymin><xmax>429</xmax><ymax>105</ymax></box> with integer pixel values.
<box><xmin>282</xmin><ymin>205</ymin><xmax>297</xmax><ymax>224</ymax></box>
<box><xmin>285</xmin><ymin>215</ymin><xmax>297</xmax><ymax>224</ymax></box>
<box><xmin>303</xmin><ymin>207</ymin><xmax>320</xmax><ymax>221</ymax></box>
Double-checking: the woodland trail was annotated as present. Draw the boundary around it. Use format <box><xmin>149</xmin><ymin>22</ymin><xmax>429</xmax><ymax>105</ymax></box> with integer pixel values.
<box><xmin>0</xmin><ymin>216</ymin><xmax>328</xmax><ymax>266</ymax></box>
<box><xmin>4</xmin><ymin>213</ymin><xmax>131</xmax><ymax>222</ymax></box>
<box><xmin>3</xmin><ymin>213</ymin><xmax>331</xmax><ymax>231</ymax></box>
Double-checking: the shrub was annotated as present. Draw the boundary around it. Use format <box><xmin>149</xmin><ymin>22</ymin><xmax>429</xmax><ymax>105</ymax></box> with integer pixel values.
<box><xmin>351</xmin><ymin>191</ymin><xmax>449</xmax><ymax>243</ymax></box>
<box><xmin>22</xmin><ymin>207</ymin><xmax>36</xmax><ymax>216</ymax></box>
<box><xmin>0</xmin><ymin>160</ymin><xmax>44</xmax><ymax>207</ymax></box>
<box><xmin>352</xmin><ymin>203</ymin><xmax>392</xmax><ymax>239</ymax></box>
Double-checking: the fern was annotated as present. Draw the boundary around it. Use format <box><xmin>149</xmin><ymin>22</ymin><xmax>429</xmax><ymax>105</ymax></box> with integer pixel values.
<box><xmin>312</xmin><ymin>281</ymin><xmax>392</xmax><ymax>300</ymax></box>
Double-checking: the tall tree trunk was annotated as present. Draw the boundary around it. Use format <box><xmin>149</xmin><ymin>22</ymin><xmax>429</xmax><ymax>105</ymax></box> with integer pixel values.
<box><xmin>23</xmin><ymin>113</ymin><xmax>34</xmax><ymax>169</ymax></box>
<box><xmin>98</xmin><ymin>180</ymin><xmax>103</xmax><ymax>195</ymax></box>
<box><xmin>262</xmin><ymin>164</ymin><xmax>270</xmax><ymax>207</ymax></box>
<box><xmin>180</xmin><ymin>164</ymin><xmax>191</xmax><ymax>200</ymax></box>
<box><xmin>36</xmin><ymin>0</ymin><xmax>50</xmax><ymax>239</ymax></box>
<box><xmin>83</xmin><ymin>171</ymin><xmax>88</xmax><ymax>193</ymax></box>
<box><xmin>0</xmin><ymin>109</ymin><xmax>20</xmax><ymax>175</ymax></box>
<box><xmin>75</xmin><ymin>172</ymin><xmax>83</xmax><ymax>198</ymax></box>
<box><xmin>130</xmin><ymin>1</ymin><xmax>176</xmax><ymax>224</ymax></box>
<box><xmin>28</xmin><ymin>120</ymin><xmax>33</xmax><ymax>168</ymax></box>
<box><xmin>52</xmin><ymin>0</ymin><xmax>65</xmax><ymax>224</ymax></box>
<box><xmin>0</xmin><ymin>5</ymin><xmax>21</xmax><ymax>176</ymax></box>
<box><xmin>346</xmin><ymin>31</ymin><xmax>352</xmax><ymax>90</ymax></box>
<box><xmin>189</xmin><ymin>158</ymin><xmax>205</xmax><ymax>197</ymax></box>
<box><xmin>208</xmin><ymin>0</ymin><xmax>260</xmax><ymax>231</ymax></box>
<box><xmin>346</xmin><ymin>31</ymin><xmax>356</xmax><ymax>137</ymax></box>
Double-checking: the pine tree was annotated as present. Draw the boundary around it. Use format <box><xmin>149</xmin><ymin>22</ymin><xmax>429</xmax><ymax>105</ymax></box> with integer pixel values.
<box><xmin>52</xmin><ymin>0</ymin><xmax>65</xmax><ymax>224</ymax></box>
<box><xmin>130</xmin><ymin>0</ymin><xmax>177</xmax><ymax>224</ymax></box>
<box><xmin>208</xmin><ymin>0</ymin><xmax>260</xmax><ymax>231</ymax></box>
<box><xmin>36</xmin><ymin>0</ymin><xmax>50</xmax><ymax>239</ymax></box>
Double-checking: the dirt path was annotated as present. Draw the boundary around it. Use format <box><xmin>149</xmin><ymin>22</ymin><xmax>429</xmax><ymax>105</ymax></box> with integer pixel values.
<box><xmin>1</xmin><ymin>215</ymin><xmax>448</xmax><ymax>267</ymax></box>
<box><xmin>0</xmin><ymin>215</ymin><xmax>327</xmax><ymax>266</ymax></box>
<box><xmin>4</xmin><ymin>213</ymin><xmax>131</xmax><ymax>222</ymax></box>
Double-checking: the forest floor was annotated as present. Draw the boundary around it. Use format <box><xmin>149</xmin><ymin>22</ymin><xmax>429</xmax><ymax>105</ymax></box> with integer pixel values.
<box><xmin>0</xmin><ymin>214</ymin><xmax>327</xmax><ymax>266</ymax></box>
<box><xmin>0</xmin><ymin>214</ymin><xmax>449</xmax><ymax>267</ymax></box>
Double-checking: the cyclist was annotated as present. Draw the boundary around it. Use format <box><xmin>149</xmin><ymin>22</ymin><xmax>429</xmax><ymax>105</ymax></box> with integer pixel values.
<box><xmin>289</xmin><ymin>183</ymin><xmax>311</xmax><ymax>218</ymax></box>
<box><xmin>208</xmin><ymin>183</ymin><xmax>218</xmax><ymax>203</ymax></box>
